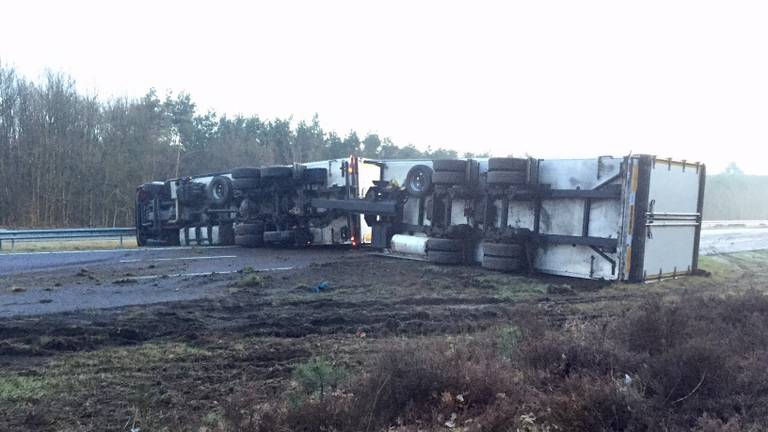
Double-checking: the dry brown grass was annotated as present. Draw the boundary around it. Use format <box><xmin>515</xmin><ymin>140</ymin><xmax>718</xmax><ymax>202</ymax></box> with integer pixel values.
<box><xmin>0</xmin><ymin>238</ymin><xmax>137</xmax><ymax>252</ymax></box>
<box><xmin>221</xmin><ymin>291</ymin><xmax>768</xmax><ymax>432</ymax></box>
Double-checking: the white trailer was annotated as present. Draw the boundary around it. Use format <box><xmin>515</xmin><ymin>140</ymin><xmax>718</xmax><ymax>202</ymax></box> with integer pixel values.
<box><xmin>136</xmin><ymin>154</ymin><xmax>705</xmax><ymax>282</ymax></box>
<box><xmin>362</xmin><ymin>154</ymin><xmax>705</xmax><ymax>282</ymax></box>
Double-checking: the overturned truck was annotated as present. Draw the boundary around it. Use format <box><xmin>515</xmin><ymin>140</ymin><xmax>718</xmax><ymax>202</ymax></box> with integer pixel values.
<box><xmin>136</xmin><ymin>154</ymin><xmax>705</xmax><ymax>282</ymax></box>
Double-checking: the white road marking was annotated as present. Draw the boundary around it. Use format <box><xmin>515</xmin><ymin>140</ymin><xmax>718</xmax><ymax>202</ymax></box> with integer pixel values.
<box><xmin>119</xmin><ymin>255</ymin><xmax>237</xmax><ymax>263</ymax></box>
<box><xmin>132</xmin><ymin>266</ymin><xmax>295</xmax><ymax>280</ymax></box>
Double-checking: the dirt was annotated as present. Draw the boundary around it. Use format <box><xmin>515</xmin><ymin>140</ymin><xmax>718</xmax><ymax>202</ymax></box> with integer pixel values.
<box><xmin>0</xmin><ymin>252</ymin><xmax>765</xmax><ymax>431</ymax></box>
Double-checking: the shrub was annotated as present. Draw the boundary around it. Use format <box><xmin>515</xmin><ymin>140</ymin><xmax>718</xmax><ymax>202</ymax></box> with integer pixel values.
<box><xmin>223</xmin><ymin>292</ymin><xmax>768</xmax><ymax>431</ymax></box>
<box><xmin>292</xmin><ymin>357</ymin><xmax>346</xmax><ymax>401</ymax></box>
<box><xmin>235</xmin><ymin>273</ymin><xmax>264</xmax><ymax>288</ymax></box>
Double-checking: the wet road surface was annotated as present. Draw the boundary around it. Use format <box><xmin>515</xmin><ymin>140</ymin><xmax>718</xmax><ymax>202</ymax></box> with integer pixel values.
<box><xmin>0</xmin><ymin>246</ymin><xmax>354</xmax><ymax>317</ymax></box>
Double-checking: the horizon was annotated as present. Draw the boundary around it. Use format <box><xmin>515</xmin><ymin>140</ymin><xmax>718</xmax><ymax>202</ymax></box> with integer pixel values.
<box><xmin>1</xmin><ymin>0</ymin><xmax>767</xmax><ymax>175</ymax></box>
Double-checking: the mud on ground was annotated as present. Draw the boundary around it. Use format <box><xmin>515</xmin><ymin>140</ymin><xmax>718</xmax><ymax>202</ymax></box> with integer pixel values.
<box><xmin>0</xmin><ymin>252</ymin><xmax>765</xmax><ymax>431</ymax></box>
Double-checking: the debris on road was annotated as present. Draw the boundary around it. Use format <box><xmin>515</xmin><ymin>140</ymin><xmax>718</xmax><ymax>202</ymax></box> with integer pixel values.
<box><xmin>113</xmin><ymin>278</ymin><xmax>138</xmax><ymax>284</ymax></box>
<box><xmin>312</xmin><ymin>281</ymin><xmax>330</xmax><ymax>293</ymax></box>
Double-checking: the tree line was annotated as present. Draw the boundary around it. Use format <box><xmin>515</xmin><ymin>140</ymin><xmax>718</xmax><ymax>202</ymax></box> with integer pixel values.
<box><xmin>0</xmin><ymin>63</ymin><xmax>461</xmax><ymax>228</ymax></box>
<box><xmin>0</xmin><ymin>63</ymin><xmax>763</xmax><ymax>228</ymax></box>
<box><xmin>702</xmin><ymin>165</ymin><xmax>768</xmax><ymax>220</ymax></box>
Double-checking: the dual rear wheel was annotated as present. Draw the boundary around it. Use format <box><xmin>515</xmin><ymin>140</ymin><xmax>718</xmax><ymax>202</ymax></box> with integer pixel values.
<box><xmin>486</xmin><ymin>158</ymin><xmax>528</xmax><ymax>186</ymax></box>
<box><xmin>426</xmin><ymin>238</ymin><xmax>464</xmax><ymax>264</ymax></box>
<box><xmin>481</xmin><ymin>242</ymin><xmax>524</xmax><ymax>272</ymax></box>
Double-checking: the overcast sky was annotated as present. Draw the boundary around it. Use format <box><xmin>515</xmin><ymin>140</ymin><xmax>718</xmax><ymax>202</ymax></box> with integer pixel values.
<box><xmin>1</xmin><ymin>1</ymin><xmax>766</xmax><ymax>174</ymax></box>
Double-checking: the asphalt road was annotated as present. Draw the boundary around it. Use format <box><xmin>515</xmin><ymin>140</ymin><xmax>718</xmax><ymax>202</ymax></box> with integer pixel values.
<box><xmin>699</xmin><ymin>227</ymin><xmax>768</xmax><ymax>255</ymax></box>
<box><xmin>0</xmin><ymin>245</ymin><xmax>316</xmax><ymax>276</ymax></box>
<box><xmin>0</xmin><ymin>246</ymin><xmax>354</xmax><ymax>317</ymax></box>
<box><xmin>1</xmin><ymin>228</ymin><xmax>766</xmax><ymax>318</ymax></box>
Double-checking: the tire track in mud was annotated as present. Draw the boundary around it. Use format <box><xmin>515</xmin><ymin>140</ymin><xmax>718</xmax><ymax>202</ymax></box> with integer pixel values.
<box><xmin>0</xmin><ymin>256</ymin><xmax>624</xmax><ymax>362</ymax></box>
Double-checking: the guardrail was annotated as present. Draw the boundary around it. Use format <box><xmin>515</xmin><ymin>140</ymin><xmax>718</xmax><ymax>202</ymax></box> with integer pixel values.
<box><xmin>1</xmin><ymin>220</ymin><xmax>766</xmax><ymax>252</ymax></box>
<box><xmin>702</xmin><ymin>220</ymin><xmax>768</xmax><ymax>229</ymax></box>
<box><xmin>0</xmin><ymin>228</ymin><xmax>135</xmax><ymax>251</ymax></box>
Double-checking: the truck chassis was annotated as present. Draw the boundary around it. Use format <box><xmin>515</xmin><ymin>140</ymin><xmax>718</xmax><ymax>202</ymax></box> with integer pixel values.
<box><xmin>136</xmin><ymin>154</ymin><xmax>706</xmax><ymax>282</ymax></box>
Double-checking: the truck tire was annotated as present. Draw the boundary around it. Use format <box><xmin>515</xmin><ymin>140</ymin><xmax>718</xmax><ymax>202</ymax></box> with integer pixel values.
<box><xmin>482</xmin><ymin>242</ymin><xmax>523</xmax><ymax>258</ymax></box>
<box><xmin>218</xmin><ymin>224</ymin><xmax>235</xmax><ymax>245</ymax></box>
<box><xmin>263</xmin><ymin>230</ymin><xmax>296</xmax><ymax>243</ymax></box>
<box><xmin>141</xmin><ymin>183</ymin><xmax>167</xmax><ymax>197</ymax></box>
<box><xmin>488</xmin><ymin>158</ymin><xmax>528</xmax><ymax>171</ymax></box>
<box><xmin>235</xmin><ymin>234</ymin><xmax>263</xmax><ymax>248</ymax></box>
<box><xmin>260</xmin><ymin>166</ymin><xmax>293</xmax><ymax>180</ymax></box>
<box><xmin>234</xmin><ymin>222</ymin><xmax>264</xmax><ymax>247</ymax></box>
<box><xmin>233</xmin><ymin>178</ymin><xmax>259</xmax><ymax>190</ymax></box>
<box><xmin>303</xmin><ymin>168</ymin><xmax>328</xmax><ymax>185</ymax></box>
<box><xmin>207</xmin><ymin>176</ymin><xmax>233</xmax><ymax>206</ymax></box>
<box><xmin>405</xmin><ymin>165</ymin><xmax>433</xmax><ymax>198</ymax></box>
<box><xmin>432</xmin><ymin>171</ymin><xmax>466</xmax><ymax>185</ymax></box>
<box><xmin>433</xmin><ymin>159</ymin><xmax>467</xmax><ymax>172</ymax></box>
<box><xmin>427</xmin><ymin>250</ymin><xmax>463</xmax><ymax>264</ymax></box>
<box><xmin>231</xmin><ymin>167</ymin><xmax>260</xmax><ymax>179</ymax></box>
<box><xmin>136</xmin><ymin>230</ymin><xmax>148</xmax><ymax>247</ymax></box>
<box><xmin>163</xmin><ymin>229</ymin><xmax>181</xmax><ymax>246</ymax></box>
<box><xmin>235</xmin><ymin>222</ymin><xmax>264</xmax><ymax>236</ymax></box>
<box><xmin>135</xmin><ymin>202</ymin><xmax>148</xmax><ymax>247</ymax></box>
<box><xmin>239</xmin><ymin>199</ymin><xmax>258</xmax><ymax>220</ymax></box>
<box><xmin>263</xmin><ymin>231</ymin><xmax>280</xmax><ymax>243</ymax></box>
<box><xmin>426</xmin><ymin>238</ymin><xmax>463</xmax><ymax>252</ymax></box>
<box><xmin>487</xmin><ymin>171</ymin><xmax>527</xmax><ymax>185</ymax></box>
<box><xmin>481</xmin><ymin>256</ymin><xmax>522</xmax><ymax>272</ymax></box>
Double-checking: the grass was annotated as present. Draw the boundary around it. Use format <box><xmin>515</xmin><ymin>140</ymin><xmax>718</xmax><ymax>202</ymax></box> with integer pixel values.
<box><xmin>58</xmin><ymin>342</ymin><xmax>212</xmax><ymax>371</ymax></box>
<box><xmin>477</xmin><ymin>273</ymin><xmax>551</xmax><ymax>298</ymax></box>
<box><xmin>234</xmin><ymin>273</ymin><xmax>266</xmax><ymax>288</ymax></box>
<box><xmin>3</xmin><ymin>250</ymin><xmax>767</xmax><ymax>431</ymax></box>
<box><xmin>225</xmin><ymin>291</ymin><xmax>768</xmax><ymax>431</ymax></box>
<box><xmin>0</xmin><ymin>375</ymin><xmax>62</xmax><ymax>402</ymax></box>
<box><xmin>699</xmin><ymin>250</ymin><xmax>768</xmax><ymax>275</ymax></box>
<box><xmin>0</xmin><ymin>238</ymin><xmax>138</xmax><ymax>253</ymax></box>
<box><xmin>291</xmin><ymin>357</ymin><xmax>347</xmax><ymax>401</ymax></box>
<box><xmin>698</xmin><ymin>255</ymin><xmax>734</xmax><ymax>275</ymax></box>
<box><xmin>0</xmin><ymin>342</ymin><xmax>212</xmax><ymax>419</ymax></box>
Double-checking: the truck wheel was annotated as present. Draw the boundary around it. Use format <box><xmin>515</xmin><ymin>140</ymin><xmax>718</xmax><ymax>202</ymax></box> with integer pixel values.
<box><xmin>482</xmin><ymin>242</ymin><xmax>523</xmax><ymax>258</ymax></box>
<box><xmin>235</xmin><ymin>234</ymin><xmax>263</xmax><ymax>248</ymax></box>
<box><xmin>487</xmin><ymin>171</ymin><xmax>527</xmax><ymax>185</ymax></box>
<box><xmin>136</xmin><ymin>230</ymin><xmax>148</xmax><ymax>247</ymax></box>
<box><xmin>488</xmin><ymin>158</ymin><xmax>528</xmax><ymax>171</ymax></box>
<box><xmin>260</xmin><ymin>166</ymin><xmax>293</xmax><ymax>180</ymax></box>
<box><xmin>207</xmin><ymin>176</ymin><xmax>234</xmax><ymax>206</ymax></box>
<box><xmin>427</xmin><ymin>250</ymin><xmax>463</xmax><ymax>264</ymax></box>
<box><xmin>231</xmin><ymin>167</ymin><xmax>260</xmax><ymax>179</ymax></box>
<box><xmin>263</xmin><ymin>231</ymin><xmax>280</xmax><ymax>243</ymax></box>
<box><xmin>303</xmin><ymin>168</ymin><xmax>328</xmax><ymax>185</ymax></box>
<box><xmin>433</xmin><ymin>159</ymin><xmax>467</xmax><ymax>172</ymax></box>
<box><xmin>405</xmin><ymin>165</ymin><xmax>433</xmax><ymax>198</ymax></box>
<box><xmin>263</xmin><ymin>230</ymin><xmax>296</xmax><ymax>244</ymax></box>
<box><xmin>426</xmin><ymin>238</ymin><xmax>463</xmax><ymax>252</ymax></box>
<box><xmin>239</xmin><ymin>199</ymin><xmax>258</xmax><ymax>220</ymax></box>
<box><xmin>218</xmin><ymin>224</ymin><xmax>235</xmax><ymax>245</ymax></box>
<box><xmin>432</xmin><ymin>171</ymin><xmax>466</xmax><ymax>185</ymax></box>
<box><xmin>235</xmin><ymin>222</ymin><xmax>265</xmax><ymax>236</ymax></box>
<box><xmin>234</xmin><ymin>222</ymin><xmax>264</xmax><ymax>247</ymax></box>
<box><xmin>481</xmin><ymin>256</ymin><xmax>522</xmax><ymax>271</ymax></box>
<box><xmin>162</xmin><ymin>229</ymin><xmax>181</xmax><ymax>246</ymax></box>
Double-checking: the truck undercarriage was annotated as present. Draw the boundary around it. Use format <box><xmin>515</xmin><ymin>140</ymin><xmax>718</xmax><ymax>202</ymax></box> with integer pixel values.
<box><xmin>136</xmin><ymin>154</ymin><xmax>706</xmax><ymax>282</ymax></box>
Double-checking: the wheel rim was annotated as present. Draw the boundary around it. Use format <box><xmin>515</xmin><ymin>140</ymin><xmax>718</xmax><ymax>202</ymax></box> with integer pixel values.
<box><xmin>411</xmin><ymin>171</ymin><xmax>426</xmax><ymax>192</ymax></box>
<box><xmin>213</xmin><ymin>183</ymin><xmax>224</xmax><ymax>200</ymax></box>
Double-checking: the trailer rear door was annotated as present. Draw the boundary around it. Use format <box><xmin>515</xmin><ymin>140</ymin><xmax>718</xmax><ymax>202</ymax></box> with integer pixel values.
<box><xmin>639</xmin><ymin>159</ymin><xmax>705</xmax><ymax>280</ymax></box>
